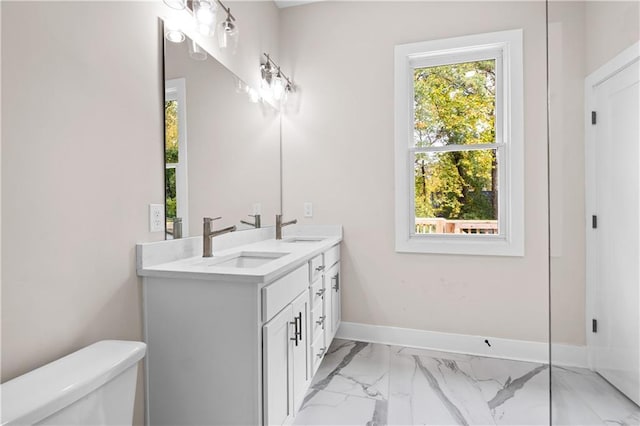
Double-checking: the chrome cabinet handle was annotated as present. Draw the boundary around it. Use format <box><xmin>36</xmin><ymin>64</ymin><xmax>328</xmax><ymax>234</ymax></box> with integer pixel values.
<box><xmin>316</xmin><ymin>315</ymin><xmax>326</xmax><ymax>326</ymax></box>
<box><xmin>315</xmin><ymin>265</ymin><xmax>325</xmax><ymax>272</ymax></box>
<box><xmin>332</xmin><ymin>273</ymin><xmax>340</xmax><ymax>291</ymax></box>
<box><xmin>315</xmin><ymin>288</ymin><xmax>326</xmax><ymax>296</ymax></box>
<box><xmin>316</xmin><ymin>347</ymin><xmax>327</xmax><ymax>358</ymax></box>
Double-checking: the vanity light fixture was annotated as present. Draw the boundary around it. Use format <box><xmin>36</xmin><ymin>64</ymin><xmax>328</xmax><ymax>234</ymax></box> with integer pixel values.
<box><xmin>162</xmin><ymin>0</ymin><xmax>239</xmax><ymax>50</ymax></box>
<box><xmin>217</xmin><ymin>3</ymin><xmax>239</xmax><ymax>50</ymax></box>
<box><xmin>260</xmin><ymin>53</ymin><xmax>296</xmax><ymax>104</ymax></box>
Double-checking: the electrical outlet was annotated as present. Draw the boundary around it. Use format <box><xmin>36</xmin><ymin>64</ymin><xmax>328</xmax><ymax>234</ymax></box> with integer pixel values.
<box><xmin>149</xmin><ymin>204</ymin><xmax>165</xmax><ymax>232</ymax></box>
<box><xmin>252</xmin><ymin>203</ymin><xmax>262</xmax><ymax>215</ymax></box>
<box><xmin>303</xmin><ymin>202</ymin><xmax>313</xmax><ymax>218</ymax></box>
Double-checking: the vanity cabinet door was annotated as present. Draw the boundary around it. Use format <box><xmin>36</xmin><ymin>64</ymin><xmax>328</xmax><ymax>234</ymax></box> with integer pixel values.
<box><xmin>263</xmin><ymin>305</ymin><xmax>293</xmax><ymax>426</ymax></box>
<box><xmin>290</xmin><ymin>291</ymin><xmax>310</xmax><ymax>412</ymax></box>
<box><xmin>326</xmin><ymin>262</ymin><xmax>341</xmax><ymax>342</ymax></box>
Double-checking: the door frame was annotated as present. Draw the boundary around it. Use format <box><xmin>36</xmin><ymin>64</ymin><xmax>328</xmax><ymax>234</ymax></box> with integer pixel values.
<box><xmin>584</xmin><ymin>41</ymin><xmax>640</xmax><ymax>368</ymax></box>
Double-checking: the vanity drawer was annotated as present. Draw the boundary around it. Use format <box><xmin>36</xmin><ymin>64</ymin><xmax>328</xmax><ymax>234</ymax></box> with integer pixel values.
<box><xmin>324</xmin><ymin>244</ymin><xmax>340</xmax><ymax>269</ymax></box>
<box><xmin>309</xmin><ymin>255</ymin><xmax>324</xmax><ymax>282</ymax></box>
<box><xmin>309</xmin><ymin>303</ymin><xmax>325</xmax><ymax>341</ymax></box>
<box><xmin>310</xmin><ymin>276</ymin><xmax>325</xmax><ymax>308</ymax></box>
<box><xmin>311</xmin><ymin>331</ymin><xmax>327</xmax><ymax>375</ymax></box>
<box><xmin>262</xmin><ymin>264</ymin><xmax>308</xmax><ymax>322</ymax></box>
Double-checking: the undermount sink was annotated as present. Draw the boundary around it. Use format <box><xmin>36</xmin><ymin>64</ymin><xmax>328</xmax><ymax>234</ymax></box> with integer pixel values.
<box><xmin>208</xmin><ymin>251</ymin><xmax>290</xmax><ymax>268</ymax></box>
<box><xmin>282</xmin><ymin>237</ymin><xmax>326</xmax><ymax>243</ymax></box>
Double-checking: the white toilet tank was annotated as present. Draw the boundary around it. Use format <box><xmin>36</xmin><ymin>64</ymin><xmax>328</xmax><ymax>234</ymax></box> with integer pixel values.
<box><xmin>1</xmin><ymin>340</ymin><xmax>146</xmax><ymax>426</ymax></box>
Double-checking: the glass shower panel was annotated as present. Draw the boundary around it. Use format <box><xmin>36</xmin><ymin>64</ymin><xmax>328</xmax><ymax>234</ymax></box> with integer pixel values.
<box><xmin>547</xmin><ymin>1</ymin><xmax>640</xmax><ymax>424</ymax></box>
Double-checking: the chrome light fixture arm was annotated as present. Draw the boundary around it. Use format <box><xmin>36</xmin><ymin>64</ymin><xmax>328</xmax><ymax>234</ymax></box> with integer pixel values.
<box><xmin>261</xmin><ymin>53</ymin><xmax>296</xmax><ymax>94</ymax></box>
<box><xmin>215</xmin><ymin>0</ymin><xmax>235</xmax><ymax>22</ymax></box>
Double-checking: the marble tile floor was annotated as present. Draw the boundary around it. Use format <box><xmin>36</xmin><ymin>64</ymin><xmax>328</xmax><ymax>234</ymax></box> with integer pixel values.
<box><xmin>293</xmin><ymin>339</ymin><xmax>640</xmax><ymax>426</ymax></box>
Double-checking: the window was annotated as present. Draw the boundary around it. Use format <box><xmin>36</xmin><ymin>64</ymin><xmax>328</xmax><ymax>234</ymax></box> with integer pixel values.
<box><xmin>165</xmin><ymin>78</ymin><xmax>189</xmax><ymax>239</ymax></box>
<box><xmin>394</xmin><ymin>30</ymin><xmax>524</xmax><ymax>256</ymax></box>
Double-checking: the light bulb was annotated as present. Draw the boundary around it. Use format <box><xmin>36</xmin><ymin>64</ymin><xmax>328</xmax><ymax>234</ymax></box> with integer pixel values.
<box><xmin>195</xmin><ymin>0</ymin><xmax>216</xmax><ymax>24</ymax></box>
<box><xmin>248</xmin><ymin>88</ymin><xmax>260</xmax><ymax>103</ymax></box>
<box><xmin>188</xmin><ymin>39</ymin><xmax>207</xmax><ymax>61</ymax></box>
<box><xmin>282</xmin><ymin>83</ymin><xmax>293</xmax><ymax>104</ymax></box>
<box><xmin>165</xmin><ymin>30</ymin><xmax>185</xmax><ymax>43</ymax></box>
<box><xmin>217</xmin><ymin>16</ymin><xmax>239</xmax><ymax>51</ymax></box>
<box><xmin>234</xmin><ymin>77</ymin><xmax>245</xmax><ymax>94</ymax></box>
<box><xmin>282</xmin><ymin>84</ymin><xmax>301</xmax><ymax>115</ymax></box>
<box><xmin>272</xmin><ymin>73</ymin><xmax>285</xmax><ymax>101</ymax></box>
<box><xmin>164</xmin><ymin>19</ymin><xmax>185</xmax><ymax>43</ymax></box>
<box><xmin>260</xmin><ymin>62</ymin><xmax>273</xmax><ymax>88</ymax></box>
<box><xmin>194</xmin><ymin>0</ymin><xmax>217</xmax><ymax>36</ymax></box>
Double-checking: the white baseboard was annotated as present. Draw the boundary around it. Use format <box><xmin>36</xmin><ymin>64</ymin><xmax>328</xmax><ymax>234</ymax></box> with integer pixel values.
<box><xmin>335</xmin><ymin>321</ymin><xmax>588</xmax><ymax>368</ymax></box>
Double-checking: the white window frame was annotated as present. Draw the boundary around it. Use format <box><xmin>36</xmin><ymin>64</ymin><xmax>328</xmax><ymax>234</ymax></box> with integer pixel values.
<box><xmin>165</xmin><ymin>78</ymin><xmax>189</xmax><ymax>237</ymax></box>
<box><xmin>394</xmin><ymin>29</ymin><xmax>524</xmax><ymax>256</ymax></box>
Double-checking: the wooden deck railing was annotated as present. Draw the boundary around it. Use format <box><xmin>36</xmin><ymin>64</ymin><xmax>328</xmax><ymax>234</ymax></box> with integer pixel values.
<box><xmin>415</xmin><ymin>218</ymin><xmax>498</xmax><ymax>234</ymax></box>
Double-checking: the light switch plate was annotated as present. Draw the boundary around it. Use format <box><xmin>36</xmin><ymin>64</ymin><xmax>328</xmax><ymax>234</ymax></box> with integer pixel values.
<box><xmin>303</xmin><ymin>202</ymin><xmax>313</xmax><ymax>218</ymax></box>
<box><xmin>149</xmin><ymin>204</ymin><xmax>165</xmax><ymax>232</ymax></box>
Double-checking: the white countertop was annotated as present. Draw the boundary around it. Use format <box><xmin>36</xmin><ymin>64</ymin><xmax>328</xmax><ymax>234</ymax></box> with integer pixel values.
<box><xmin>137</xmin><ymin>225</ymin><xmax>342</xmax><ymax>285</ymax></box>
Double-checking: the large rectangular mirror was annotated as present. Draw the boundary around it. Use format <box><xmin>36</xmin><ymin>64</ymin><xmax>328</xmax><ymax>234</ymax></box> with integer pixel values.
<box><xmin>163</xmin><ymin>32</ymin><xmax>281</xmax><ymax>238</ymax></box>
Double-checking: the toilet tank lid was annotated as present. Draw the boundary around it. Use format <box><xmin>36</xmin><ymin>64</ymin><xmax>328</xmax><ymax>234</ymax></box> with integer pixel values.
<box><xmin>0</xmin><ymin>340</ymin><xmax>146</xmax><ymax>426</ymax></box>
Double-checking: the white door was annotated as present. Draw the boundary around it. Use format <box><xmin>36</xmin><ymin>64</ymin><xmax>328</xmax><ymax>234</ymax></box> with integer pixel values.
<box><xmin>589</xmin><ymin>56</ymin><xmax>640</xmax><ymax>405</ymax></box>
<box><xmin>290</xmin><ymin>291</ymin><xmax>310</xmax><ymax>412</ymax></box>
<box><xmin>263</xmin><ymin>305</ymin><xmax>293</xmax><ymax>426</ymax></box>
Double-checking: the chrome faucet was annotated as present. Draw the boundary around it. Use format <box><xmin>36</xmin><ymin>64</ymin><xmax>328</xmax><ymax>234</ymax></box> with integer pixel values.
<box><xmin>240</xmin><ymin>214</ymin><xmax>261</xmax><ymax>229</ymax></box>
<box><xmin>275</xmin><ymin>214</ymin><xmax>297</xmax><ymax>240</ymax></box>
<box><xmin>203</xmin><ymin>217</ymin><xmax>236</xmax><ymax>257</ymax></box>
<box><xmin>172</xmin><ymin>217</ymin><xmax>183</xmax><ymax>239</ymax></box>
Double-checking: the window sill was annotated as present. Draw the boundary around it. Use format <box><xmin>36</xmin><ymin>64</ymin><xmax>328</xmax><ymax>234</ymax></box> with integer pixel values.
<box><xmin>395</xmin><ymin>234</ymin><xmax>524</xmax><ymax>257</ymax></box>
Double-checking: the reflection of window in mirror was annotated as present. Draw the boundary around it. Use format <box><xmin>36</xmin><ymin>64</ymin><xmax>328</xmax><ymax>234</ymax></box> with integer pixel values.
<box><xmin>165</xmin><ymin>78</ymin><xmax>189</xmax><ymax>239</ymax></box>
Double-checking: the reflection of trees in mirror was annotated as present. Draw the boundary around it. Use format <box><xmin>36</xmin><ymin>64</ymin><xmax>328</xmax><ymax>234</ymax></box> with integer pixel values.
<box><xmin>413</xmin><ymin>60</ymin><xmax>498</xmax><ymax>228</ymax></box>
<box><xmin>165</xmin><ymin>99</ymin><xmax>178</xmax><ymax>220</ymax></box>
<box><xmin>165</xmin><ymin>100</ymin><xmax>179</xmax><ymax>163</ymax></box>
<box><xmin>165</xmin><ymin>168</ymin><xmax>177</xmax><ymax>219</ymax></box>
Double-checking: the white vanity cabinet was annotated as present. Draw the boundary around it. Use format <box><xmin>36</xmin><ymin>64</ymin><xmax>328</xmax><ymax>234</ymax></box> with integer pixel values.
<box><xmin>291</xmin><ymin>291</ymin><xmax>310</xmax><ymax>410</ymax></box>
<box><xmin>263</xmin><ymin>304</ymin><xmax>294</xmax><ymax>426</ymax></box>
<box><xmin>326</xmin><ymin>261</ymin><xmax>341</xmax><ymax>342</ymax></box>
<box><xmin>263</xmin><ymin>290</ymin><xmax>309</xmax><ymax>426</ymax></box>
<box><xmin>322</xmin><ymin>245</ymin><xmax>341</xmax><ymax>343</ymax></box>
<box><xmin>308</xmin><ymin>275</ymin><xmax>327</xmax><ymax>369</ymax></box>
<box><xmin>139</xmin><ymin>235</ymin><xmax>341</xmax><ymax>426</ymax></box>
<box><xmin>308</xmin><ymin>245</ymin><xmax>341</xmax><ymax>375</ymax></box>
